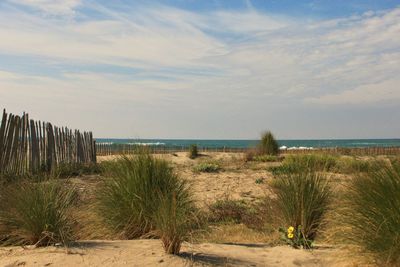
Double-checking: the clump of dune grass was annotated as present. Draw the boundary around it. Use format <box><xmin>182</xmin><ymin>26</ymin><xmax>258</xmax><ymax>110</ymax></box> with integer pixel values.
<box><xmin>259</xmin><ymin>131</ymin><xmax>279</xmax><ymax>156</ymax></box>
<box><xmin>97</xmin><ymin>152</ymin><xmax>197</xmax><ymax>242</ymax></box>
<box><xmin>335</xmin><ymin>161</ymin><xmax>400</xmax><ymax>265</ymax></box>
<box><xmin>153</xmin><ymin>189</ymin><xmax>196</xmax><ymax>254</ymax></box>
<box><xmin>0</xmin><ymin>180</ymin><xmax>76</xmax><ymax>246</ymax></box>
<box><xmin>188</xmin><ymin>144</ymin><xmax>199</xmax><ymax>159</ymax></box>
<box><xmin>272</xmin><ymin>172</ymin><xmax>331</xmax><ymax>248</ymax></box>
<box><xmin>193</xmin><ymin>161</ymin><xmax>221</xmax><ymax>173</ymax></box>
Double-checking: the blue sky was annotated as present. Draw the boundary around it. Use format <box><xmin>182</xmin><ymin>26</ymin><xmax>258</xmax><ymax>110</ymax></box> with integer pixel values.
<box><xmin>0</xmin><ymin>0</ymin><xmax>399</xmax><ymax>139</ymax></box>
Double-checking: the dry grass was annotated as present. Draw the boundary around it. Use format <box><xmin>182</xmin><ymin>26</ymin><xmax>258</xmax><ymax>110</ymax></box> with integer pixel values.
<box><xmin>193</xmin><ymin>224</ymin><xmax>280</xmax><ymax>245</ymax></box>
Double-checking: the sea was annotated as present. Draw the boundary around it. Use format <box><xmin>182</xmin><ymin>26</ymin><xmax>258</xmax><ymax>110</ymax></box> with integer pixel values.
<box><xmin>95</xmin><ymin>139</ymin><xmax>400</xmax><ymax>149</ymax></box>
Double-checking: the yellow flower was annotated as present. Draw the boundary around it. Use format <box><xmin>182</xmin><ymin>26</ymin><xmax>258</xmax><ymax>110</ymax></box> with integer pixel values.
<box><xmin>288</xmin><ymin>233</ymin><xmax>294</xmax><ymax>239</ymax></box>
<box><xmin>288</xmin><ymin>226</ymin><xmax>294</xmax><ymax>233</ymax></box>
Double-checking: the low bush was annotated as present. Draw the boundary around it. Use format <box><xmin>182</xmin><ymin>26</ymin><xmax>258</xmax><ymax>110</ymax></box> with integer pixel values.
<box><xmin>193</xmin><ymin>161</ymin><xmax>221</xmax><ymax>173</ymax></box>
<box><xmin>188</xmin><ymin>144</ymin><xmax>199</xmax><ymax>159</ymax></box>
<box><xmin>0</xmin><ymin>180</ymin><xmax>76</xmax><ymax>246</ymax></box>
<box><xmin>259</xmin><ymin>131</ymin><xmax>279</xmax><ymax>156</ymax></box>
<box><xmin>336</xmin><ymin>161</ymin><xmax>400</xmax><ymax>265</ymax></box>
<box><xmin>272</xmin><ymin>172</ymin><xmax>331</xmax><ymax>248</ymax></box>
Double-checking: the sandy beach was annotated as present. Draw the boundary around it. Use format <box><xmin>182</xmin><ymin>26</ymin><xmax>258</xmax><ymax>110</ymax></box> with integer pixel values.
<box><xmin>0</xmin><ymin>239</ymin><xmax>353</xmax><ymax>267</ymax></box>
<box><xmin>0</xmin><ymin>152</ymin><xmax>369</xmax><ymax>266</ymax></box>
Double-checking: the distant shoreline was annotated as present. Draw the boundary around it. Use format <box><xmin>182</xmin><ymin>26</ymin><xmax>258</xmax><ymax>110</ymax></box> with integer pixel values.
<box><xmin>95</xmin><ymin>138</ymin><xmax>400</xmax><ymax>149</ymax></box>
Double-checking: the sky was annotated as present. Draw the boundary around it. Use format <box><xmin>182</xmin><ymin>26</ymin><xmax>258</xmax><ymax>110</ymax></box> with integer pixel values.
<box><xmin>0</xmin><ymin>0</ymin><xmax>399</xmax><ymax>139</ymax></box>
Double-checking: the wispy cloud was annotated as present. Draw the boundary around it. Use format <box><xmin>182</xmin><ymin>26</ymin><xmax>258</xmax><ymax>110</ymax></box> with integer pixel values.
<box><xmin>9</xmin><ymin>0</ymin><xmax>82</xmax><ymax>15</ymax></box>
<box><xmin>0</xmin><ymin>1</ymin><xmax>399</xmax><ymax>138</ymax></box>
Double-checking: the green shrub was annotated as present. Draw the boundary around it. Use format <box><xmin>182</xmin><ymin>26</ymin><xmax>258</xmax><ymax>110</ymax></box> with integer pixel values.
<box><xmin>193</xmin><ymin>162</ymin><xmax>221</xmax><ymax>173</ymax></box>
<box><xmin>259</xmin><ymin>131</ymin><xmax>279</xmax><ymax>156</ymax></box>
<box><xmin>0</xmin><ymin>180</ymin><xmax>76</xmax><ymax>246</ymax></box>
<box><xmin>253</xmin><ymin>155</ymin><xmax>279</xmax><ymax>162</ymax></box>
<box><xmin>188</xmin><ymin>144</ymin><xmax>199</xmax><ymax>159</ymax></box>
<box><xmin>97</xmin><ymin>153</ymin><xmax>195</xmax><ymax>240</ymax></box>
<box><xmin>272</xmin><ymin>172</ymin><xmax>331</xmax><ymax>248</ymax></box>
<box><xmin>337</xmin><ymin>161</ymin><xmax>400</xmax><ymax>265</ymax></box>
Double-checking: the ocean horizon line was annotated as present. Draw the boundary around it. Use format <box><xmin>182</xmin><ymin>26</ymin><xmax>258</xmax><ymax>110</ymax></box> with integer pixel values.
<box><xmin>95</xmin><ymin>138</ymin><xmax>400</xmax><ymax>149</ymax></box>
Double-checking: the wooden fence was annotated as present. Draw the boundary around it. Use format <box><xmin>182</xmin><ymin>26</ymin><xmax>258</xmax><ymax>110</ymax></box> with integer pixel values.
<box><xmin>95</xmin><ymin>143</ymin><xmax>249</xmax><ymax>156</ymax></box>
<box><xmin>96</xmin><ymin>143</ymin><xmax>400</xmax><ymax>156</ymax></box>
<box><xmin>0</xmin><ymin>109</ymin><xmax>96</xmax><ymax>176</ymax></box>
<box><xmin>282</xmin><ymin>147</ymin><xmax>400</xmax><ymax>156</ymax></box>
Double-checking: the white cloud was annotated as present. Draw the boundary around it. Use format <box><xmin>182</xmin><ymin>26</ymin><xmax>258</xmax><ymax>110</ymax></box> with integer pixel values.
<box><xmin>8</xmin><ymin>0</ymin><xmax>81</xmax><ymax>15</ymax></box>
<box><xmin>306</xmin><ymin>79</ymin><xmax>400</xmax><ymax>105</ymax></box>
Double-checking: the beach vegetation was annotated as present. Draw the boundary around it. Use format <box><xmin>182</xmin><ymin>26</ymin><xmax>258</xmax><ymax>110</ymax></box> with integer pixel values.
<box><xmin>259</xmin><ymin>131</ymin><xmax>279</xmax><ymax>156</ymax></box>
<box><xmin>193</xmin><ymin>161</ymin><xmax>221</xmax><ymax>173</ymax></box>
<box><xmin>255</xmin><ymin>177</ymin><xmax>264</xmax><ymax>184</ymax></box>
<box><xmin>153</xmin><ymin>188</ymin><xmax>196</xmax><ymax>254</ymax></box>
<box><xmin>53</xmin><ymin>162</ymin><xmax>101</xmax><ymax>178</ymax></box>
<box><xmin>208</xmin><ymin>198</ymin><xmax>277</xmax><ymax>232</ymax></box>
<box><xmin>272</xmin><ymin>171</ymin><xmax>331</xmax><ymax>249</ymax></box>
<box><xmin>0</xmin><ymin>179</ymin><xmax>76</xmax><ymax>246</ymax></box>
<box><xmin>335</xmin><ymin>160</ymin><xmax>400</xmax><ymax>265</ymax></box>
<box><xmin>97</xmin><ymin>152</ymin><xmax>197</xmax><ymax>244</ymax></box>
<box><xmin>244</xmin><ymin>150</ymin><xmax>255</xmax><ymax>162</ymax></box>
<box><xmin>269</xmin><ymin>154</ymin><xmax>383</xmax><ymax>175</ymax></box>
<box><xmin>208</xmin><ymin>199</ymin><xmax>249</xmax><ymax>224</ymax></box>
<box><xmin>188</xmin><ymin>144</ymin><xmax>199</xmax><ymax>159</ymax></box>
<box><xmin>253</xmin><ymin>154</ymin><xmax>280</xmax><ymax>162</ymax></box>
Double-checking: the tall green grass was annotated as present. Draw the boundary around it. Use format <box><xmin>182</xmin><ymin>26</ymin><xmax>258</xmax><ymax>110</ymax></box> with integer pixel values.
<box><xmin>0</xmin><ymin>180</ymin><xmax>76</xmax><ymax>246</ymax></box>
<box><xmin>97</xmin><ymin>152</ymin><xmax>197</xmax><ymax>254</ymax></box>
<box><xmin>337</xmin><ymin>161</ymin><xmax>400</xmax><ymax>265</ymax></box>
<box><xmin>272</xmin><ymin>172</ymin><xmax>331</xmax><ymax>248</ymax></box>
